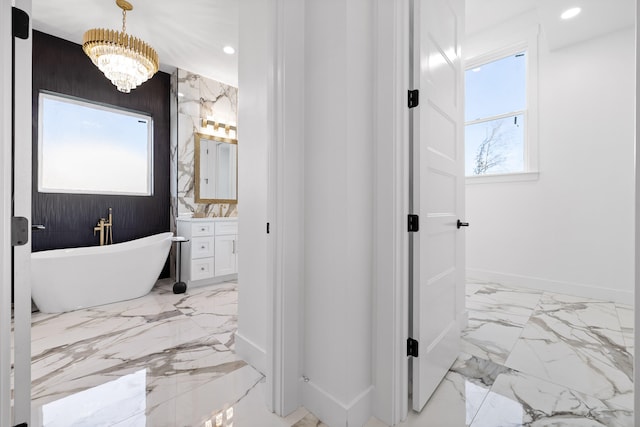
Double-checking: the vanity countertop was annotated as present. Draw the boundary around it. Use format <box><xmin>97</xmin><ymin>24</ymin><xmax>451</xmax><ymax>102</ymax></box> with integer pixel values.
<box><xmin>177</xmin><ymin>216</ymin><xmax>238</xmax><ymax>222</ymax></box>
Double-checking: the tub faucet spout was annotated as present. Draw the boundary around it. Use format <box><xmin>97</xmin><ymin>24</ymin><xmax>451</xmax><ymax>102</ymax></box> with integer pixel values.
<box><xmin>94</xmin><ymin>218</ymin><xmax>106</xmax><ymax>246</ymax></box>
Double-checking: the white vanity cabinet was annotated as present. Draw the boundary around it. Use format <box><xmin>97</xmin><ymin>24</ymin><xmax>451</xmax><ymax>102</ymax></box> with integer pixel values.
<box><xmin>214</xmin><ymin>221</ymin><xmax>238</xmax><ymax>276</ymax></box>
<box><xmin>177</xmin><ymin>218</ymin><xmax>238</xmax><ymax>287</ymax></box>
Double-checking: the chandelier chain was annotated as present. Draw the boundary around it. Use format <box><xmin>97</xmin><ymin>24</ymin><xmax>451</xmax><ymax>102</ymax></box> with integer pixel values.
<box><xmin>122</xmin><ymin>9</ymin><xmax>127</xmax><ymax>33</ymax></box>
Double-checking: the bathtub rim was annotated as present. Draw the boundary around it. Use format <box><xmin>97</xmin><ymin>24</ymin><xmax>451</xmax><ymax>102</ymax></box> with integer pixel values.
<box><xmin>31</xmin><ymin>231</ymin><xmax>174</xmax><ymax>259</ymax></box>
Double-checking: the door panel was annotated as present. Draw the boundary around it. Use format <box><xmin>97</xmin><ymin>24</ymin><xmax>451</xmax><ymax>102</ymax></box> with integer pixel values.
<box><xmin>427</xmin><ymin>104</ymin><xmax>457</xmax><ymax>160</ymax></box>
<box><xmin>411</xmin><ymin>0</ymin><xmax>464</xmax><ymax>412</ymax></box>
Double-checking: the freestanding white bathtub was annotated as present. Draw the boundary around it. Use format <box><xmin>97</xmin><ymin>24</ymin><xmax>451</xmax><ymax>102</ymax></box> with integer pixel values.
<box><xmin>31</xmin><ymin>232</ymin><xmax>173</xmax><ymax>313</ymax></box>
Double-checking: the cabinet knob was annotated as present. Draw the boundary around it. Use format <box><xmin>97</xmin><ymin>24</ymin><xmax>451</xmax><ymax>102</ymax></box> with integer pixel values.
<box><xmin>201</xmin><ymin>245</ymin><xmax>205</xmax><ymax>249</ymax></box>
<box><xmin>201</xmin><ymin>267</ymin><xmax>205</xmax><ymax>271</ymax></box>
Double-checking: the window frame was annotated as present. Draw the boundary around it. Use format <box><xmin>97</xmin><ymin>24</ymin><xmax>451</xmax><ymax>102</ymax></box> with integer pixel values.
<box><xmin>38</xmin><ymin>91</ymin><xmax>154</xmax><ymax>196</ymax></box>
<box><xmin>464</xmin><ymin>39</ymin><xmax>539</xmax><ymax>184</ymax></box>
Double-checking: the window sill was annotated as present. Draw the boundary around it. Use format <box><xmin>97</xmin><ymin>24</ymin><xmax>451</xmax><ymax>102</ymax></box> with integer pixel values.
<box><xmin>465</xmin><ymin>171</ymin><xmax>539</xmax><ymax>185</ymax></box>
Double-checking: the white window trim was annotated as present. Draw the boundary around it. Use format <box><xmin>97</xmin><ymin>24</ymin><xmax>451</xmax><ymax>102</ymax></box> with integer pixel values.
<box><xmin>466</xmin><ymin>171</ymin><xmax>539</xmax><ymax>185</ymax></box>
<box><xmin>464</xmin><ymin>28</ymin><xmax>539</xmax><ymax>184</ymax></box>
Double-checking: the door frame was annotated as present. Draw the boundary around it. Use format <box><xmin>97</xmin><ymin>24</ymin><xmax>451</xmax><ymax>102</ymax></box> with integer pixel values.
<box><xmin>371</xmin><ymin>0</ymin><xmax>411</xmax><ymax>424</ymax></box>
<box><xmin>635</xmin><ymin>1</ymin><xmax>639</xmax><ymax>422</ymax></box>
<box><xmin>0</xmin><ymin>0</ymin><xmax>32</xmax><ymax>425</ymax></box>
<box><xmin>13</xmin><ymin>0</ymin><xmax>33</xmax><ymax>424</ymax></box>
<box><xmin>0</xmin><ymin>0</ymin><xmax>14</xmax><ymax>423</ymax></box>
<box><xmin>265</xmin><ymin>0</ymin><xmax>305</xmax><ymax>417</ymax></box>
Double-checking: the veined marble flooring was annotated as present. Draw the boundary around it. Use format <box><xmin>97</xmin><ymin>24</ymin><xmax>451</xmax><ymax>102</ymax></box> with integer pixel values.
<box><xmin>19</xmin><ymin>280</ymin><xmax>635</xmax><ymax>426</ymax></box>
<box><xmin>412</xmin><ymin>282</ymin><xmax>634</xmax><ymax>427</ymax></box>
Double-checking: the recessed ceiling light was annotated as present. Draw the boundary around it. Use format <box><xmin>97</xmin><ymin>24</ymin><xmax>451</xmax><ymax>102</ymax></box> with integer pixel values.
<box><xmin>561</xmin><ymin>7</ymin><xmax>581</xmax><ymax>20</ymax></box>
<box><xmin>223</xmin><ymin>46</ymin><xmax>236</xmax><ymax>55</ymax></box>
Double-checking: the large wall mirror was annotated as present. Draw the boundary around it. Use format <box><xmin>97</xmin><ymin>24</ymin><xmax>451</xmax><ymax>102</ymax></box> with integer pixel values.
<box><xmin>194</xmin><ymin>132</ymin><xmax>238</xmax><ymax>204</ymax></box>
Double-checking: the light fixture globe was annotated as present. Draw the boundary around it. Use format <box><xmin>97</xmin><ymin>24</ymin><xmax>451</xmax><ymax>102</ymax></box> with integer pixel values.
<box><xmin>82</xmin><ymin>0</ymin><xmax>159</xmax><ymax>93</ymax></box>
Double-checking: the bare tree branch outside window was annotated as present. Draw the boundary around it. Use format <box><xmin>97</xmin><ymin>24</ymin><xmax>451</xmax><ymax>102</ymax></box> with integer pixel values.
<box><xmin>473</xmin><ymin>120</ymin><xmax>509</xmax><ymax>175</ymax></box>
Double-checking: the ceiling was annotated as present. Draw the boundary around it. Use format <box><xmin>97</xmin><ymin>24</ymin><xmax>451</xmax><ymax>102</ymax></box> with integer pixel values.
<box><xmin>466</xmin><ymin>0</ymin><xmax>635</xmax><ymax>50</ymax></box>
<box><xmin>30</xmin><ymin>0</ymin><xmax>635</xmax><ymax>88</ymax></box>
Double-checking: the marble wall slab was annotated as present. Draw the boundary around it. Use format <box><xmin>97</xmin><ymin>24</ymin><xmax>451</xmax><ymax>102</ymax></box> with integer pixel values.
<box><xmin>171</xmin><ymin>69</ymin><xmax>239</xmax><ymax>224</ymax></box>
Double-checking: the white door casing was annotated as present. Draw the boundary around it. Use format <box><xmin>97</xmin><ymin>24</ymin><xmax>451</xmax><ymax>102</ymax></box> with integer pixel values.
<box><xmin>410</xmin><ymin>0</ymin><xmax>465</xmax><ymax>412</ymax></box>
<box><xmin>13</xmin><ymin>0</ymin><xmax>33</xmax><ymax>424</ymax></box>
<box><xmin>0</xmin><ymin>0</ymin><xmax>13</xmax><ymax>423</ymax></box>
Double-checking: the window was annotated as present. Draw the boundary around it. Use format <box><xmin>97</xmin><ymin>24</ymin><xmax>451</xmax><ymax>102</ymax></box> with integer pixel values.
<box><xmin>465</xmin><ymin>45</ymin><xmax>538</xmax><ymax>181</ymax></box>
<box><xmin>38</xmin><ymin>92</ymin><xmax>153</xmax><ymax>196</ymax></box>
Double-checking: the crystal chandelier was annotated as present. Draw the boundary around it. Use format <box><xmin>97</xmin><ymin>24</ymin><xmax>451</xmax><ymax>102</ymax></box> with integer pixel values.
<box><xmin>82</xmin><ymin>0</ymin><xmax>159</xmax><ymax>93</ymax></box>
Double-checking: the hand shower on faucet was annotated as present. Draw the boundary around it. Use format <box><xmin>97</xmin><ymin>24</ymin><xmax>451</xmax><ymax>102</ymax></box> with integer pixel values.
<box><xmin>93</xmin><ymin>208</ymin><xmax>114</xmax><ymax>246</ymax></box>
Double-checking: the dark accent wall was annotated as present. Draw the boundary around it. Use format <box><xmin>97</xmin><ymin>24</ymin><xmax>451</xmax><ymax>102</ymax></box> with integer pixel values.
<box><xmin>31</xmin><ymin>31</ymin><xmax>171</xmax><ymax>272</ymax></box>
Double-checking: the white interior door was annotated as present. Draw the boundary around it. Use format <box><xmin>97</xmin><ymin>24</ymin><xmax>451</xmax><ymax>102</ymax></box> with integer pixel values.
<box><xmin>410</xmin><ymin>0</ymin><xmax>465</xmax><ymax>412</ymax></box>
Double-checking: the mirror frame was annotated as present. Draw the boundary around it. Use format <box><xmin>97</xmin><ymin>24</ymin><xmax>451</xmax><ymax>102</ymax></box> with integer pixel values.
<box><xmin>194</xmin><ymin>132</ymin><xmax>238</xmax><ymax>204</ymax></box>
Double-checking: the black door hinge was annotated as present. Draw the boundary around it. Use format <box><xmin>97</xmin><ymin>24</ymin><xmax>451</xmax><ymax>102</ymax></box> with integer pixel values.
<box><xmin>11</xmin><ymin>217</ymin><xmax>28</xmax><ymax>247</ymax></box>
<box><xmin>407</xmin><ymin>338</ymin><xmax>419</xmax><ymax>357</ymax></box>
<box><xmin>266</xmin><ymin>222</ymin><xmax>270</xmax><ymax>234</ymax></box>
<box><xmin>12</xmin><ymin>7</ymin><xmax>30</xmax><ymax>40</ymax></box>
<box><xmin>408</xmin><ymin>214</ymin><xmax>419</xmax><ymax>232</ymax></box>
<box><xmin>408</xmin><ymin>89</ymin><xmax>419</xmax><ymax>108</ymax></box>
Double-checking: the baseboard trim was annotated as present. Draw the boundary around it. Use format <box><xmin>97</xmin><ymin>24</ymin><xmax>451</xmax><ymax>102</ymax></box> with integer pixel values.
<box><xmin>302</xmin><ymin>379</ymin><xmax>373</xmax><ymax>427</ymax></box>
<box><xmin>466</xmin><ymin>268</ymin><xmax>633</xmax><ymax>304</ymax></box>
<box><xmin>234</xmin><ymin>331</ymin><xmax>266</xmax><ymax>375</ymax></box>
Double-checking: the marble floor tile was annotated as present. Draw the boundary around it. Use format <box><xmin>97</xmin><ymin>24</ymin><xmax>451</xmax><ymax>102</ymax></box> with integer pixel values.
<box><xmin>141</xmin><ymin>364</ymin><xmax>310</xmax><ymax>427</ymax></box>
<box><xmin>470</xmin><ymin>370</ymin><xmax>633</xmax><ymax>427</ymax></box>
<box><xmin>20</xmin><ymin>279</ymin><xmax>636</xmax><ymax>426</ymax></box>
<box><xmin>461</xmin><ymin>311</ymin><xmax>527</xmax><ymax>364</ymax></box>
<box><xmin>292</xmin><ymin>413</ymin><xmax>324</xmax><ymax>427</ymax></box>
<box><xmin>465</xmin><ymin>282</ymin><xmax>543</xmax><ymax>319</ymax></box>
<box><xmin>401</xmin><ymin>353</ymin><xmax>513</xmax><ymax>427</ymax></box>
<box><xmin>616</xmin><ymin>304</ymin><xmax>634</xmax><ymax>355</ymax></box>
<box><xmin>505</xmin><ymin>292</ymin><xmax>633</xmax><ymax>410</ymax></box>
<box><xmin>29</xmin><ymin>281</ymin><xmax>245</xmax><ymax>426</ymax></box>
<box><xmin>461</xmin><ymin>282</ymin><xmax>542</xmax><ymax>364</ymax></box>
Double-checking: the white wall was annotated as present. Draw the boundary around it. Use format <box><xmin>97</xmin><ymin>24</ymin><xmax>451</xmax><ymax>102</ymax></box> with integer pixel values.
<box><xmin>466</xmin><ymin>20</ymin><xmax>635</xmax><ymax>303</ymax></box>
<box><xmin>236</xmin><ymin>0</ymin><xmax>269</xmax><ymax>373</ymax></box>
<box><xmin>301</xmin><ymin>0</ymin><xmax>375</xmax><ymax>425</ymax></box>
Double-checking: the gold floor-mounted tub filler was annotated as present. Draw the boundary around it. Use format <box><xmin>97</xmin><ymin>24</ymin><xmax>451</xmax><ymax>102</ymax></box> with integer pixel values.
<box><xmin>94</xmin><ymin>208</ymin><xmax>114</xmax><ymax>246</ymax></box>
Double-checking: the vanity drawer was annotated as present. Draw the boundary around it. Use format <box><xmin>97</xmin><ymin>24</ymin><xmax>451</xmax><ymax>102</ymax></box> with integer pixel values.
<box><xmin>191</xmin><ymin>258</ymin><xmax>214</xmax><ymax>281</ymax></box>
<box><xmin>191</xmin><ymin>237</ymin><xmax>214</xmax><ymax>258</ymax></box>
<box><xmin>191</xmin><ymin>222</ymin><xmax>214</xmax><ymax>237</ymax></box>
<box><xmin>215</xmin><ymin>221</ymin><xmax>238</xmax><ymax>235</ymax></box>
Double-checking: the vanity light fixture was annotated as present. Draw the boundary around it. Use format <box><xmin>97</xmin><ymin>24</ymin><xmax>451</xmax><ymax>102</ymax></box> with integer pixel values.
<box><xmin>82</xmin><ymin>0</ymin><xmax>159</xmax><ymax>93</ymax></box>
<box><xmin>202</xmin><ymin>118</ymin><xmax>237</xmax><ymax>136</ymax></box>
<box><xmin>560</xmin><ymin>7</ymin><xmax>581</xmax><ymax>20</ymax></box>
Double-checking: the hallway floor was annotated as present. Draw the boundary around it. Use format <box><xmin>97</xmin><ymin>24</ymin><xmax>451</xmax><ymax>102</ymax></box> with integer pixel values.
<box><xmin>25</xmin><ymin>280</ymin><xmax>633</xmax><ymax>426</ymax></box>
<box><xmin>399</xmin><ymin>282</ymin><xmax>634</xmax><ymax>427</ymax></box>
